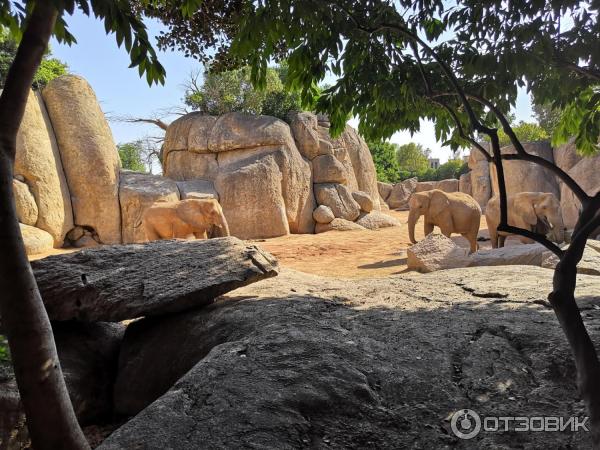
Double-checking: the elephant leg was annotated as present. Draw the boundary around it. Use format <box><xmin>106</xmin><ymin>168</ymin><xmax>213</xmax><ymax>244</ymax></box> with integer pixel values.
<box><xmin>145</xmin><ymin>226</ymin><xmax>160</xmax><ymax>242</ymax></box>
<box><xmin>463</xmin><ymin>233</ymin><xmax>478</xmax><ymax>253</ymax></box>
<box><xmin>194</xmin><ymin>231</ymin><xmax>208</xmax><ymax>240</ymax></box>
<box><xmin>498</xmin><ymin>234</ymin><xmax>507</xmax><ymax>248</ymax></box>
<box><xmin>489</xmin><ymin>226</ymin><xmax>498</xmax><ymax>249</ymax></box>
<box><xmin>424</xmin><ymin>221</ymin><xmax>434</xmax><ymax>236</ymax></box>
<box><xmin>439</xmin><ymin>224</ymin><xmax>452</xmax><ymax>238</ymax></box>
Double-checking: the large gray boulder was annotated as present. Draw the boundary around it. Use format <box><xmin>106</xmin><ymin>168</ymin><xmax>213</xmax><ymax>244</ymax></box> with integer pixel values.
<box><xmin>407</xmin><ymin>234</ymin><xmax>470</xmax><ymax>273</ymax></box>
<box><xmin>561</xmin><ymin>154</ymin><xmax>600</xmax><ymax>229</ymax></box>
<box><xmin>31</xmin><ymin>238</ymin><xmax>278</xmax><ymax>321</ymax></box>
<box><xmin>355</xmin><ymin>211</ymin><xmax>401</xmax><ymax>230</ymax></box>
<box><xmin>43</xmin><ymin>75</ymin><xmax>121</xmax><ymax>244</ymax></box>
<box><xmin>386</xmin><ymin>177</ymin><xmax>417</xmax><ymax>210</ymax></box>
<box><xmin>119</xmin><ymin>171</ymin><xmax>180</xmax><ymax>244</ymax></box>
<box><xmin>15</xmin><ymin>90</ymin><xmax>73</xmax><ymax>246</ymax></box>
<box><xmin>164</xmin><ymin>113</ymin><xmax>315</xmax><ymax>238</ymax></box>
<box><xmin>490</xmin><ymin>141</ymin><xmax>559</xmax><ymax>198</ymax></box>
<box><xmin>314</xmin><ymin>183</ymin><xmax>361</xmax><ymax>221</ymax></box>
<box><xmin>98</xmin><ymin>266</ymin><xmax>594</xmax><ymax>449</ymax></box>
<box><xmin>468</xmin><ymin>146</ymin><xmax>492</xmax><ymax>209</ymax></box>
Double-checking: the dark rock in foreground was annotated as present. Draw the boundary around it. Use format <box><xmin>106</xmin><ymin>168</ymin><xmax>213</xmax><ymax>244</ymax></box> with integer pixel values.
<box><xmin>99</xmin><ymin>266</ymin><xmax>596</xmax><ymax>449</ymax></box>
<box><xmin>32</xmin><ymin>237</ymin><xmax>279</xmax><ymax>321</ymax></box>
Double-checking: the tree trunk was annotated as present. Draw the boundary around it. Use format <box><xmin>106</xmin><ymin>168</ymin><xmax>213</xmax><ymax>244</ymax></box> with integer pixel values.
<box><xmin>0</xmin><ymin>3</ymin><xmax>89</xmax><ymax>449</ymax></box>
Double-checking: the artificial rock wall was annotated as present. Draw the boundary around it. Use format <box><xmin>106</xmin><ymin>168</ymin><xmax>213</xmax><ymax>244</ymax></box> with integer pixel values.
<box><xmin>14</xmin><ymin>75</ymin><xmax>391</xmax><ymax>254</ymax></box>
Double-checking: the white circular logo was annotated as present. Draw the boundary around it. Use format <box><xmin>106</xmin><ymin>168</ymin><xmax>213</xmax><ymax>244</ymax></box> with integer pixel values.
<box><xmin>451</xmin><ymin>409</ymin><xmax>481</xmax><ymax>439</ymax></box>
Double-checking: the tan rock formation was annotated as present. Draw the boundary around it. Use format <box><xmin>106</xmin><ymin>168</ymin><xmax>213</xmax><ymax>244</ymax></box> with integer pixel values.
<box><xmin>352</xmin><ymin>191</ymin><xmax>374</xmax><ymax>213</ymax></box>
<box><xmin>387</xmin><ymin>177</ymin><xmax>418</xmax><ymax>210</ymax></box>
<box><xmin>20</xmin><ymin>224</ymin><xmax>54</xmax><ymax>255</ymax></box>
<box><xmin>315</xmin><ymin>218</ymin><xmax>366</xmax><ymax>233</ymax></box>
<box><xmin>313</xmin><ymin>205</ymin><xmax>335</xmax><ymax>224</ymax></box>
<box><xmin>314</xmin><ymin>183</ymin><xmax>361</xmax><ymax>221</ymax></box>
<box><xmin>43</xmin><ymin>75</ymin><xmax>121</xmax><ymax>244</ymax></box>
<box><xmin>15</xmin><ymin>90</ymin><xmax>73</xmax><ymax>245</ymax></box>
<box><xmin>13</xmin><ymin>179</ymin><xmax>38</xmax><ymax>226</ymax></box>
<box><xmin>119</xmin><ymin>171</ymin><xmax>180</xmax><ymax>243</ymax></box>
<box><xmin>490</xmin><ymin>141</ymin><xmax>559</xmax><ymax>198</ymax></box>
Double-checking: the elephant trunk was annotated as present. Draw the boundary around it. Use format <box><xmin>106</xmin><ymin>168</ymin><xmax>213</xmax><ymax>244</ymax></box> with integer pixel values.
<box><xmin>549</xmin><ymin>212</ymin><xmax>565</xmax><ymax>244</ymax></box>
<box><xmin>213</xmin><ymin>215</ymin><xmax>230</xmax><ymax>238</ymax></box>
<box><xmin>408</xmin><ymin>208</ymin><xmax>419</xmax><ymax>244</ymax></box>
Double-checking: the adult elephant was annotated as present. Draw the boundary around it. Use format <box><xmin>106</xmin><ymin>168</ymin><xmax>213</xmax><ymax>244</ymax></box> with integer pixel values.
<box><xmin>142</xmin><ymin>198</ymin><xmax>230</xmax><ymax>241</ymax></box>
<box><xmin>408</xmin><ymin>189</ymin><xmax>482</xmax><ymax>253</ymax></box>
<box><xmin>485</xmin><ymin>192</ymin><xmax>565</xmax><ymax>248</ymax></box>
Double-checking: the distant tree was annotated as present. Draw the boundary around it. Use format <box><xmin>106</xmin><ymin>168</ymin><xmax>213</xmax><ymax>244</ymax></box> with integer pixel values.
<box><xmin>367</xmin><ymin>141</ymin><xmax>401</xmax><ymax>183</ymax></box>
<box><xmin>497</xmin><ymin>121</ymin><xmax>549</xmax><ymax>147</ymax></box>
<box><xmin>437</xmin><ymin>159</ymin><xmax>466</xmax><ymax>180</ymax></box>
<box><xmin>396</xmin><ymin>142</ymin><xmax>431</xmax><ymax>177</ymax></box>
<box><xmin>118</xmin><ymin>142</ymin><xmax>147</xmax><ymax>172</ymax></box>
<box><xmin>0</xmin><ymin>27</ymin><xmax>67</xmax><ymax>90</ymax></box>
<box><xmin>533</xmin><ymin>101</ymin><xmax>562</xmax><ymax>138</ymax></box>
<box><xmin>183</xmin><ymin>64</ymin><xmax>301</xmax><ymax>120</ymax></box>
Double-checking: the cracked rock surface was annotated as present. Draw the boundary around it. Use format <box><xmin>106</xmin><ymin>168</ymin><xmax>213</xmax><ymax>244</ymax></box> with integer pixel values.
<box><xmin>31</xmin><ymin>237</ymin><xmax>279</xmax><ymax>321</ymax></box>
<box><xmin>100</xmin><ymin>266</ymin><xmax>596</xmax><ymax>449</ymax></box>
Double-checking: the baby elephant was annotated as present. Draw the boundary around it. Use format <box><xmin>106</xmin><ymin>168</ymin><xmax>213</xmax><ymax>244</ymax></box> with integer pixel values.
<box><xmin>408</xmin><ymin>189</ymin><xmax>482</xmax><ymax>253</ymax></box>
<box><xmin>485</xmin><ymin>192</ymin><xmax>564</xmax><ymax>248</ymax></box>
<box><xmin>142</xmin><ymin>198</ymin><xmax>230</xmax><ymax>241</ymax></box>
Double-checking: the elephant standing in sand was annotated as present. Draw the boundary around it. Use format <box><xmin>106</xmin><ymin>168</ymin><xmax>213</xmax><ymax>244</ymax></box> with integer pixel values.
<box><xmin>408</xmin><ymin>189</ymin><xmax>482</xmax><ymax>253</ymax></box>
<box><xmin>142</xmin><ymin>198</ymin><xmax>230</xmax><ymax>241</ymax></box>
<box><xmin>485</xmin><ymin>192</ymin><xmax>565</xmax><ymax>248</ymax></box>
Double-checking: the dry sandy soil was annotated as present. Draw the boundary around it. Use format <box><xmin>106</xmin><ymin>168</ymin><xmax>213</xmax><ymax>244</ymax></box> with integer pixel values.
<box><xmin>30</xmin><ymin>210</ymin><xmax>497</xmax><ymax>278</ymax></box>
<box><xmin>254</xmin><ymin>210</ymin><xmax>491</xmax><ymax>278</ymax></box>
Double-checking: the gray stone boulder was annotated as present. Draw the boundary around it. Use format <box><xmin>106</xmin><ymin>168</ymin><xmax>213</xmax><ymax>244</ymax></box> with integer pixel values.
<box><xmin>176</xmin><ymin>179</ymin><xmax>218</xmax><ymax>200</ymax></box>
<box><xmin>542</xmin><ymin>244</ymin><xmax>600</xmax><ymax>276</ymax></box>
<box><xmin>119</xmin><ymin>171</ymin><xmax>180</xmax><ymax>244</ymax></box>
<box><xmin>314</xmin><ymin>183</ymin><xmax>361</xmax><ymax>221</ymax></box>
<box><xmin>377</xmin><ymin>181</ymin><xmax>393</xmax><ymax>201</ymax></box>
<box><xmin>436</xmin><ymin>178</ymin><xmax>459</xmax><ymax>193</ymax></box>
<box><xmin>469</xmin><ymin>244</ymin><xmax>547</xmax><ymax>267</ymax></box>
<box><xmin>13</xmin><ymin>178</ymin><xmax>38</xmax><ymax>226</ymax></box>
<box><xmin>415</xmin><ymin>181</ymin><xmax>437</xmax><ymax>192</ymax></box>
<box><xmin>352</xmin><ymin>191</ymin><xmax>374</xmax><ymax>213</ymax></box>
<box><xmin>312</xmin><ymin>205</ymin><xmax>335</xmax><ymax>224</ymax></box>
<box><xmin>31</xmin><ymin>237</ymin><xmax>278</xmax><ymax>322</ymax></box>
<box><xmin>490</xmin><ymin>141</ymin><xmax>559</xmax><ymax>198</ymax></box>
<box><xmin>459</xmin><ymin>172</ymin><xmax>472</xmax><ymax>195</ymax></box>
<box><xmin>407</xmin><ymin>234</ymin><xmax>470</xmax><ymax>273</ymax></box>
<box><xmin>312</xmin><ymin>154</ymin><xmax>347</xmax><ymax>184</ymax></box>
<box><xmin>561</xmin><ymin>153</ymin><xmax>600</xmax><ymax>229</ymax></box>
<box><xmin>53</xmin><ymin>321</ymin><xmax>125</xmax><ymax>424</ymax></box>
<box><xmin>315</xmin><ymin>218</ymin><xmax>366</xmax><ymax>233</ymax></box>
<box><xmin>468</xmin><ymin>146</ymin><xmax>492</xmax><ymax>209</ymax></box>
<box><xmin>43</xmin><ymin>75</ymin><xmax>121</xmax><ymax>244</ymax></box>
<box><xmin>98</xmin><ymin>266</ymin><xmax>594</xmax><ymax>449</ymax></box>
<box><xmin>355</xmin><ymin>211</ymin><xmax>401</xmax><ymax>230</ymax></box>
<box><xmin>387</xmin><ymin>177</ymin><xmax>417</xmax><ymax>210</ymax></box>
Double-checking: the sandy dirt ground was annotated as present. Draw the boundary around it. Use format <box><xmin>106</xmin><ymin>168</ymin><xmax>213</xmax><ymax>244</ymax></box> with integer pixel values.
<box><xmin>253</xmin><ymin>210</ymin><xmax>492</xmax><ymax>279</ymax></box>
<box><xmin>30</xmin><ymin>210</ymin><xmax>499</xmax><ymax>279</ymax></box>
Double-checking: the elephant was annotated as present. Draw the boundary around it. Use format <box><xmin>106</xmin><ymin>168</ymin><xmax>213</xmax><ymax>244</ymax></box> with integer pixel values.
<box><xmin>408</xmin><ymin>189</ymin><xmax>482</xmax><ymax>253</ymax></box>
<box><xmin>485</xmin><ymin>192</ymin><xmax>565</xmax><ymax>248</ymax></box>
<box><xmin>142</xmin><ymin>198</ymin><xmax>230</xmax><ymax>241</ymax></box>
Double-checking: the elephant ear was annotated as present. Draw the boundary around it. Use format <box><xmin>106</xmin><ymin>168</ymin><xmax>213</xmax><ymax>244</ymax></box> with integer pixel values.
<box><xmin>429</xmin><ymin>191</ymin><xmax>450</xmax><ymax>219</ymax></box>
<box><xmin>515</xmin><ymin>197</ymin><xmax>538</xmax><ymax>227</ymax></box>
<box><xmin>176</xmin><ymin>200</ymin><xmax>207</xmax><ymax>229</ymax></box>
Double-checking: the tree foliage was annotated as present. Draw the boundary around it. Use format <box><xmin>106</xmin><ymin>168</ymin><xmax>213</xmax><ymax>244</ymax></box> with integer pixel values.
<box><xmin>395</xmin><ymin>142</ymin><xmax>430</xmax><ymax>174</ymax></box>
<box><xmin>184</xmin><ymin>64</ymin><xmax>301</xmax><ymax>120</ymax></box>
<box><xmin>367</xmin><ymin>141</ymin><xmax>401</xmax><ymax>183</ymax></box>
<box><xmin>0</xmin><ymin>27</ymin><xmax>67</xmax><ymax>89</ymax></box>
<box><xmin>118</xmin><ymin>141</ymin><xmax>147</xmax><ymax>172</ymax></box>
<box><xmin>497</xmin><ymin>121</ymin><xmax>549</xmax><ymax>147</ymax></box>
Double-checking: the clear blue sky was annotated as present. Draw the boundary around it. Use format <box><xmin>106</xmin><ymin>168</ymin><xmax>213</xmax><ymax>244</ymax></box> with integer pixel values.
<box><xmin>50</xmin><ymin>10</ymin><xmax>535</xmax><ymax>163</ymax></box>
